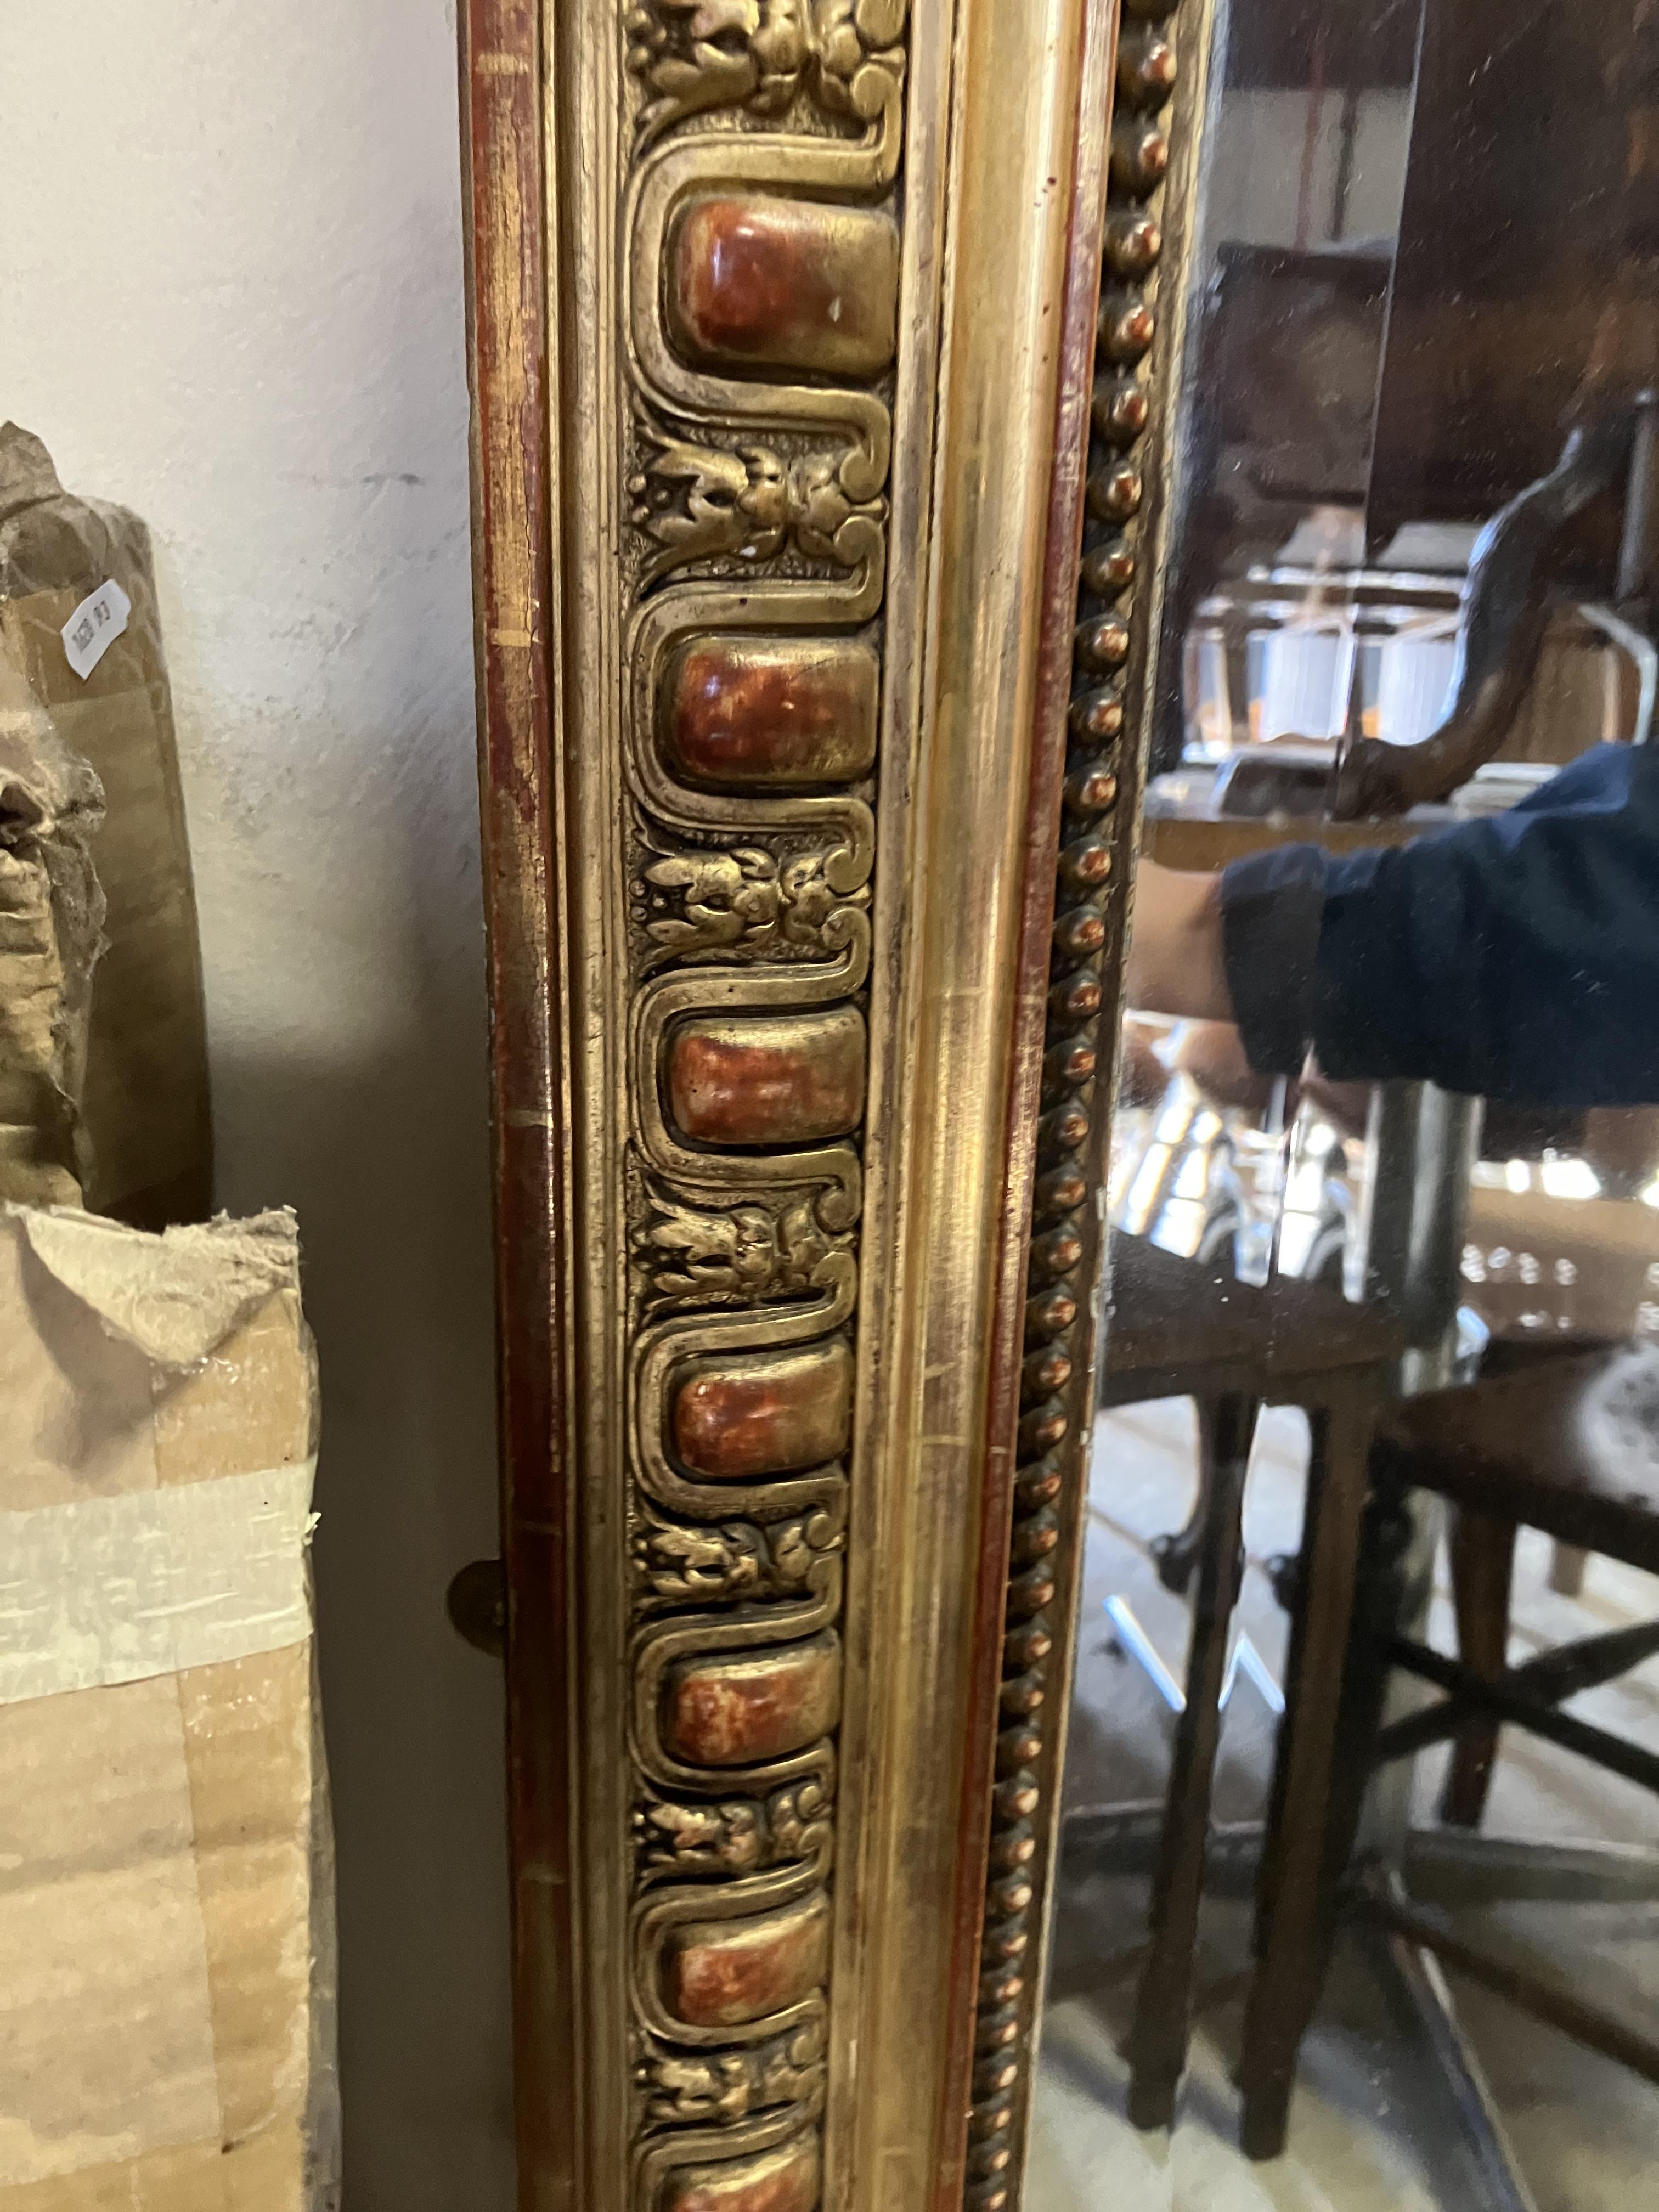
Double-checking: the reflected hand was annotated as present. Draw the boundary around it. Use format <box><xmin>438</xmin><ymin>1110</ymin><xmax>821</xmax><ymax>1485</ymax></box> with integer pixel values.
<box><xmin>1172</xmin><ymin>1020</ymin><xmax>1288</xmax><ymax>1117</ymax></box>
<box><xmin>1124</xmin><ymin>860</ymin><xmax>1233</xmax><ymax>1022</ymax></box>
<box><xmin>1120</xmin><ymin>1018</ymin><xmax>1172</xmax><ymax>1109</ymax></box>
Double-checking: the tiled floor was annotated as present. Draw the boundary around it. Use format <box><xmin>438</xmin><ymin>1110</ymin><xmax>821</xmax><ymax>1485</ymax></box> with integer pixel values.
<box><xmin>1029</xmin><ymin>1400</ymin><xmax>1659</xmax><ymax>2211</ymax></box>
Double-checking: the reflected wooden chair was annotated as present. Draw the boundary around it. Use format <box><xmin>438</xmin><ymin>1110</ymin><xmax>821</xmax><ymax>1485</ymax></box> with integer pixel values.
<box><xmin>1101</xmin><ymin>1231</ymin><xmax>1400</xmax><ymax>2129</ymax></box>
<box><xmin>1242</xmin><ymin>1339</ymin><xmax>1659</xmax><ymax>2160</ymax></box>
<box><xmin>1439</xmin><ymin>1332</ymin><xmax>1623</xmax><ymax>1826</ymax></box>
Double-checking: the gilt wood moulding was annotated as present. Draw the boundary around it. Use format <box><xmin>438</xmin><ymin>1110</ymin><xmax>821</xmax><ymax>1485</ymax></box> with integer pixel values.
<box><xmin>461</xmin><ymin>3</ymin><xmax>1197</xmax><ymax>2208</ymax></box>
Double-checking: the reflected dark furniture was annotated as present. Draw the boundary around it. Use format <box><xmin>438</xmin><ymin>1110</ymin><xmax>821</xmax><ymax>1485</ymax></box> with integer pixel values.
<box><xmin>1101</xmin><ymin>1232</ymin><xmax>1400</xmax><ymax>2129</ymax></box>
<box><xmin>1370</xmin><ymin>1</ymin><xmax>1659</xmax><ymax>555</ymax></box>
<box><xmin>1441</xmin><ymin>1334</ymin><xmax>1622</xmax><ymax>1826</ymax></box>
<box><xmin>1243</xmin><ymin>1340</ymin><xmax>1659</xmax><ymax>2159</ymax></box>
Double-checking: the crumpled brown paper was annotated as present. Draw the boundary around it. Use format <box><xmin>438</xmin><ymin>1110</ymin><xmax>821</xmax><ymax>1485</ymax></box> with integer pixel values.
<box><xmin>15</xmin><ymin>1205</ymin><xmax>301</xmax><ymax>1367</ymax></box>
<box><xmin>0</xmin><ymin>658</ymin><xmax>105</xmax><ymax>1207</ymax></box>
<box><xmin>0</xmin><ymin>424</ymin><xmax>212</xmax><ymax>1227</ymax></box>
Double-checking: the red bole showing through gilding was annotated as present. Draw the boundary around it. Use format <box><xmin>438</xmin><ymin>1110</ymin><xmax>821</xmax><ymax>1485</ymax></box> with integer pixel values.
<box><xmin>663</xmin><ymin>2137</ymin><xmax>822</xmax><ymax>2212</ymax></box>
<box><xmin>668</xmin><ymin>1008</ymin><xmax>868</xmax><ymax>1148</ymax></box>
<box><xmin>673</xmin><ymin>1340</ymin><xmax>855</xmax><ymax>1479</ymax></box>
<box><xmin>662</xmin><ymin>1892</ymin><xmax>833</xmax><ymax>2029</ymax></box>
<box><xmin>667</xmin><ymin>193</ymin><xmax>900</xmax><ymax>379</ymax></box>
<box><xmin>662</xmin><ymin>1633</ymin><xmax>844</xmax><ymax>1769</ymax></box>
<box><xmin>662</xmin><ymin>636</ymin><xmax>881</xmax><ymax>789</ymax></box>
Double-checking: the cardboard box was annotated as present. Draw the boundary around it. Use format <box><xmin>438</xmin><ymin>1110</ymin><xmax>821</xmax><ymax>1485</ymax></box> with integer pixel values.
<box><xmin>0</xmin><ymin>1206</ymin><xmax>336</xmax><ymax>2210</ymax></box>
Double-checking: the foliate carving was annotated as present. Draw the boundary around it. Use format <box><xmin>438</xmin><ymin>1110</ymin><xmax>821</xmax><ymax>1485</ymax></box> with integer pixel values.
<box><xmin>641</xmin><ymin>844</ymin><xmax>870</xmax><ymax>961</ymax></box>
<box><xmin>967</xmin><ymin>8</ymin><xmax>1193</xmax><ymax>2207</ymax></box>
<box><xmin>638</xmin><ymin>1187</ymin><xmax>854</xmax><ymax>1306</ymax></box>
<box><xmin>635</xmin><ymin>1776</ymin><xmax>834</xmax><ymax>1876</ymax></box>
<box><xmin>630</xmin><ymin>421</ymin><xmax>885</xmax><ymax>581</ymax></box>
<box><xmin>808</xmin><ymin>0</ymin><xmax>908</xmax><ymax>121</ymax></box>
<box><xmin>637</xmin><ymin>2017</ymin><xmax>828</xmax><ymax>2129</ymax></box>
<box><xmin>619</xmin><ymin>5</ymin><xmax>907</xmax><ymax>2197</ymax></box>
<box><xmin>634</xmin><ymin>1509</ymin><xmax>844</xmax><ymax>1606</ymax></box>
<box><xmin>627</xmin><ymin>0</ymin><xmax>806</xmax><ymax>144</ymax></box>
<box><xmin>627</xmin><ymin>0</ymin><xmax>906</xmax><ymax>150</ymax></box>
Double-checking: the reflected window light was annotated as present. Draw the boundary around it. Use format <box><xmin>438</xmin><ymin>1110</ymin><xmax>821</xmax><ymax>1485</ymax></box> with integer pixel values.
<box><xmin>1505</xmin><ymin>1158</ymin><xmax>1531</xmax><ymax>1194</ymax></box>
<box><xmin>1554</xmin><ymin>1257</ymin><xmax>1578</xmax><ymax>1286</ymax></box>
<box><xmin>1641</xmin><ymin>1177</ymin><xmax>1659</xmax><ymax>1211</ymax></box>
<box><xmin>1153</xmin><ymin>1197</ymin><xmax>1208</xmax><ymax>1259</ymax></box>
<box><xmin>1153</xmin><ymin>1085</ymin><xmax>1198</xmax><ymax>1144</ymax></box>
<box><xmin>1124</xmin><ymin>1143</ymin><xmax>1172</xmax><ymax>1232</ymax></box>
<box><xmin>1285</xmin><ymin>1154</ymin><xmax>1323</xmax><ymax>1211</ymax></box>
<box><xmin>1488</xmin><ymin>1246</ymin><xmax>1511</xmax><ymax>1274</ymax></box>
<box><xmin>1188</xmin><ymin>1110</ymin><xmax>1222</xmax><ymax>1147</ymax></box>
<box><xmin>1461</xmin><ymin>1243</ymin><xmax>1487</xmax><ymax>1283</ymax></box>
<box><xmin>1172</xmin><ymin>1147</ymin><xmax>1212</xmax><ymax>1201</ymax></box>
<box><xmin>1517</xmin><ymin>1251</ymin><xmax>1541</xmax><ymax>1285</ymax></box>
<box><xmin>1538</xmin><ymin>1156</ymin><xmax>1600</xmax><ymax>1201</ymax></box>
<box><xmin>1278</xmin><ymin>1210</ymin><xmax>1318</xmax><ymax>1279</ymax></box>
<box><xmin>1640</xmin><ymin>1301</ymin><xmax>1659</xmax><ymax>1336</ymax></box>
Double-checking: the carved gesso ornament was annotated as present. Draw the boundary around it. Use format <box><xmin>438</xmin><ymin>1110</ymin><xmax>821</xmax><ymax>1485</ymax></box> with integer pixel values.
<box><xmin>619</xmin><ymin>8</ymin><xmax>909</xmax><ymax>2205</ymax></box>
<box><xmin>627</xmin><ymin>1</ymin><xmax>907</xmax><ymax>149</ymax></box>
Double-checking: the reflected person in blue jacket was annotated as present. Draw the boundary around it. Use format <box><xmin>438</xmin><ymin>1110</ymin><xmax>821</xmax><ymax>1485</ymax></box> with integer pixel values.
<box><xmin>1125</xmin><ymin>743</ymin><xmax>1659</xmax><ymax>1107</ymax></box>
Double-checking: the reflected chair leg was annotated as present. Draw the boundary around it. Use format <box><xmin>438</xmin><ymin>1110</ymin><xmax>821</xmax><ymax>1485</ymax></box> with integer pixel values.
<box><xmin>1239</xmin><ymin>1388</ymin><xmax>1374</xmax><ymax>2160</ymax></box>
<box><xmin>1440</xmin><ymin>1508</ymin><xmax>1518</xmax><ymax>1830</ymax></box>
<box><xmin>1314</xmin><ymin>1479</ymin><xmax>1415</xmax><ymax>1904</ymax></box>
<box><xmin>1126</xmin><ymin>1392</ymin><xmax>1259</xmax><ymax>2130</ymax></box>
<box><xmin>1152</xmin><ymin>1394</ymin><xmax>1229</xmax><ymax>1596</ymax></box>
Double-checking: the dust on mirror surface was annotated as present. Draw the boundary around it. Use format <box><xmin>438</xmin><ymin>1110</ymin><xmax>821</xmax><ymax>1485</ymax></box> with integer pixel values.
<box><xmin>1032</xmin><ymin>3</ymin><xmax>1659</xmax><ymax>2207</ymax></box>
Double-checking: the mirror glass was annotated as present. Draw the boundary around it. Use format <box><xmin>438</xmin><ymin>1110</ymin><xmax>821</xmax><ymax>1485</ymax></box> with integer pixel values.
<box><xmin>1033</xmin><ymin>3</ymin><xmax>1659</xmax><ymax>2204</ymax></box>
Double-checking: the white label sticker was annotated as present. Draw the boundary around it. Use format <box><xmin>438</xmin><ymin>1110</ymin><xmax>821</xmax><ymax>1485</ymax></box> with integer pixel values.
<box><xmin>60</xmin><ymin>577</ymin><xmax>132</xmax><ymax>680</ymax></box>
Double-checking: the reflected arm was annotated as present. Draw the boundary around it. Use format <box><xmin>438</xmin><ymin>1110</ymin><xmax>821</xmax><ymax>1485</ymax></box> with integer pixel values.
<box><xmin>1195</xmin><ymin>744</ymin><xmax>1659</xmax><ymax>1106</ymax></box>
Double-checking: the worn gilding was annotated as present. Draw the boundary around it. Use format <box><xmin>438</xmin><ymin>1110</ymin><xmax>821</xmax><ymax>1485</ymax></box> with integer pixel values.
<box><xmin>661</xmin><ymin>1631</ymin><xmax>843</xmax><ymax>1768</ymax></box>
<box><xmin>672</xmin><ymin>1339</ymin><xmax>855</xmax><ymax>1479</ymax></box>
<box><xmin>666</xmin><ymin>1009</ymin><xmax>867</xmax><ymax>1148</ymax></box>
<box><xmin>666</xmin><ymin>194</ymin><xmax>901</xmax><ymax>380</ymax></box>
<box><xmin>470</xmin><ymin>0</ymin><xmax>1131</xmax><ymax>2204</ymax></box>
<box><xmin>661</xmin><ymin>637</ymin><xmax>881</xmax><ymax>789</ymax></box>
<box><xmin>662</xmin><ymin>1891</ymin><xmax>834</xmax><ymax>2028</ymax></box>
<box><xmin>662</xmin><ymin>2136</ymin><xmax>822</xmax><ymax>2212</ymax></box>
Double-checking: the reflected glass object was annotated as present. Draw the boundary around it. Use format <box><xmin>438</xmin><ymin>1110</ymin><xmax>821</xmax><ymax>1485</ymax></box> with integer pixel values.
<box><xmin>1148</xmin><ymin>0</ymin><xmax>1428</xmax><ymax>776</ymax></box>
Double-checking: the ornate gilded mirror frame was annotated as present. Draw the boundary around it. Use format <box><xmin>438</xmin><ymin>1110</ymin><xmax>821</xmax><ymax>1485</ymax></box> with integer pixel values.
<box><xmin>461</xmin><ymin>3</ymin><xmax>1210</xmax><ymax>2205</ymax></box>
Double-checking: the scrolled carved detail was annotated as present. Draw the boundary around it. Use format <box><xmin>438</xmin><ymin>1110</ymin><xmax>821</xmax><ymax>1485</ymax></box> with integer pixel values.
<box><xmin>634</xmin><ymin>1508</ymin><xmax>845</xmax><ymax>1607</ymax></box>
<box><xmin>636</xmin><ymin>2016</ymin><xmax>828</xmax><ymax>2130</ymax></box>
<box><xmin>637</xmin><ymin>1186</ymin><xmax>855</xmax><ymax>1309</ymax></box>
<box><xmin>639</xmin><ymin>841</ymin><xmax>871</xmax><ymax>964</ymax></box>
<box><xmin>630</xmin><ymin>420</ymin><xmax>888</xmax><ymax>583</ymax></box>
<box><xmin>636</xmin><ymin>1775</ymin><xmax>835</xmax><ymax>1878</ymax></box>
<box><xmin>626</xmin><ymin>0</ymin><xmax>809</xmax><ymax>143</ymax></box>
<box><xmin>626</xmin><ymin>0</ymin><xmax>907</xmax><ymax>152</ymax></box>
<box><xmin>631</xmin><ymin>918</ymin><xmax>870</xmax><ymax>1235</ymax></box>
<box><xmin>619</xmin><ymin>7</ymin><xmax>909</xmax><ymax>2187</ymax></box>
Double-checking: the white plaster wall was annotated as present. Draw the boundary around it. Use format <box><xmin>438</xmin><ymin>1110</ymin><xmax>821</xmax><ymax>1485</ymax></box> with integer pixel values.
<box><xmin>0</xmin><ymin>5</ymin><xmax>515</xmax><ymax>2204</ymax></box>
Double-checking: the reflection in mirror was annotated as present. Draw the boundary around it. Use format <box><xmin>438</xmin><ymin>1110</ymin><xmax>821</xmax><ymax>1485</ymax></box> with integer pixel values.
<box><xmin>1031</xmin><ymin>3</ymin><xmax>1659</xmax><ymax>2208</ymax></box>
